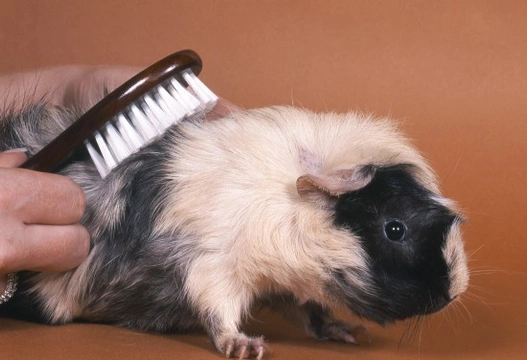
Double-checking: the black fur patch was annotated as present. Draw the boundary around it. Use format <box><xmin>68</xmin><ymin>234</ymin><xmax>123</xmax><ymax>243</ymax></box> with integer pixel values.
<box><xmin>332</xmin><ymin>165</ymin><xmax>457</xmax><ymax>324</ymax></box>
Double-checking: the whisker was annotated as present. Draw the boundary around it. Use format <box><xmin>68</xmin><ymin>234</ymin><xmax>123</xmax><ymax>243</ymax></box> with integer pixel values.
<box><xmin>445</xmin><ymin>155</ymin><xmax>463</xmax><ymax>182</ymax></box>
<box><xmin>468</xmin><ymin>265</ymin><xmax>506</xmax><ymax>275</ymax></box>
<box><xmin>466</xmin><ymin>243</ymin><xmax>485</xmax><ymax>259</ymax></box>
<box><xmin>398</xmin><ymin>319</ymin><xmax>411</xmax><ymax>350</ymax></box>
<box><xmin>457</xmin><ymin>299</ymin><xmax>474</xmax><ymax>325</ymax></box>
<box><xmin>453</xmin><ymin>302</ymin><xmax>464</xmax><ymax>329</ymax></box>
<box><xmin>409</xmin><ymin>314</ymin><xmax>422</xmax><ymax>345</ymax></box>
<box><xmin>463</xmin><ymin>286</ymin><xmax>506</xmax><ymax>307</ymax></box>
<box><xmin>398</xmin><ymin>316</ymin><xmax>421</xmax><ymax>350</ymax></box>
<box><xmin>463</xmin><ymin>293</ymin><xmax>503</xmax><ymax>307</ymax></box>
<box><xmin>469</xmin><ymin>270</ymin><xmax>504</xmax><ymax>276</ymax></box>
<box><xmin>416</xmin><ymin>315</ymin><xmax>426</xmax><ymax>355</ymax></box>
<box><xmin>443</xmin><ymin>304</ymin><xmax>457</xmax><ymax>332</ymax></box>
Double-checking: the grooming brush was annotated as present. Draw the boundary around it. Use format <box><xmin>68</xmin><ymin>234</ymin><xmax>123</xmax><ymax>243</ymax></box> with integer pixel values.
<box><xmin>21</xmin><ymin>49</ymin><xmax>218</xmax><ymax>177</ymax></box>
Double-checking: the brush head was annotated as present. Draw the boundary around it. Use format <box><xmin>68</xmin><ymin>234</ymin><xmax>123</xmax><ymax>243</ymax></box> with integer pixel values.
<box><xmin>21</xmin><ymin>50</ymin><xmax>218</xmax><ymax>177</ymax></box>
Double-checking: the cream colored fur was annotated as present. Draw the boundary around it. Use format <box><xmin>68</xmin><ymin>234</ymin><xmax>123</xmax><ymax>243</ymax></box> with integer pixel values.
<box><xmin>154</xmin><ymin>106</ymin><xmax>453</xmax><ymax>333</ymax></box>
<box><xmin>23</xmin><ymin>106</ymin><xmax>467</xmax><ymax>343</ymax></box>
<box><xmin>443</xmin><ymin>223</ymin><xmax>469</xmax><ymax>299</ymax></box>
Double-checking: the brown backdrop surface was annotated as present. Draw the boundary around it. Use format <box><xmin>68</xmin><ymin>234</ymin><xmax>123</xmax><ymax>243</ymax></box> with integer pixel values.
<box><xmin>0</xmin><ymin>1</ymin><xmax>526</xmax><ymax>359</ymax></box>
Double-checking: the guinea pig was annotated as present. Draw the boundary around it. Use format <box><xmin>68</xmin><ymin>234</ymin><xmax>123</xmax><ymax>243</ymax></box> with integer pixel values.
<box><xmin>0</xmin><ymin>103</ymin><xmax>469</xmax><ymax>359</ymax></box>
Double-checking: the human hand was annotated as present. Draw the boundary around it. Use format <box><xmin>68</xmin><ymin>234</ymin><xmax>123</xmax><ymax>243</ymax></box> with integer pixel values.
<box><xmin>0</xmin><ymin>65</ymin><xmax>242</xmax><ymax>117</ymax></box>
<box><xmin>62</xmin><ymin>66</ymin><xmax>243</xmax><ymax>118</ymax></box>
<box><xmin>0</xmin><ymin>62</ymin><xmax>240</xmax><ymax>301</ymax></box>
<box><xmin>0</xmin><ymin>151</ymin><xmax>89</xmax><ymax>296</ymax></box>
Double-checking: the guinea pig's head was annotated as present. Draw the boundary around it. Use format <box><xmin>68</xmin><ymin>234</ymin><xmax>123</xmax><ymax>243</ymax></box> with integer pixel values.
<box><xmin>297</xmin><ymin>163</ymin><xmax>469</xmax><ymax>324</ymax></box>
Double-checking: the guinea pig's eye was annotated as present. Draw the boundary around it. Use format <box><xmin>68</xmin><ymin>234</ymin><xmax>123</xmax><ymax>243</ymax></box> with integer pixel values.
<box><xmin>383</xmin><ymin>220</ymin><xmax>407</xmax><ymax>242</ymax></box>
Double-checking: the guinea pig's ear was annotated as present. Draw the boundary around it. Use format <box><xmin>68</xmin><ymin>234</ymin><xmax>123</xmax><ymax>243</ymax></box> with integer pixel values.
<box><xmin>296</xmin><ymin>165</ymin><xmax>376</xmax><ymax>199</ymax></box>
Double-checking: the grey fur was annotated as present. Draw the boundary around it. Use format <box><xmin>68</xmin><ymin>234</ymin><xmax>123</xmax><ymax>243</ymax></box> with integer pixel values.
<box><xmin>0</xmin><ymin>103</ymin><xmax>469</xmax><ymax>358</ymax></box>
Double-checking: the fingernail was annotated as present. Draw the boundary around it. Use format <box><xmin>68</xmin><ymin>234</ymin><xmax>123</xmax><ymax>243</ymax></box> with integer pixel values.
<box><xmin>3</xmin><ymin>148</ymin><xmax>28</xmax><ymax>153</ymax></box>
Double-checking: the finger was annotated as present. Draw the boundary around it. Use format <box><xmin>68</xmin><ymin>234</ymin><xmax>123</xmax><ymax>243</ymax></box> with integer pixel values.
<box><xmin>15</xmin><ymin>223</ymin><xmax>90</xmax><ymax>272</ymax></box>
<box><xmin>0</xmin><ymin>168</ymin><xmax>85</xmax><ymax>225</ymax></box>
<box><xmin>0</xmin><ymin>150</ymin><xmax>28</xmax><ymax>168</ymax></box>
<box><xmin>65</xmin><ymin>66</ymin><xmax>142</xmax><ymax>110</ymax></box>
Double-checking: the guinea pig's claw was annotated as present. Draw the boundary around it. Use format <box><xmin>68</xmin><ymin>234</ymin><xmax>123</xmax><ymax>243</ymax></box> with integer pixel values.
<box><xmin>255</xmin><ymin>346</ymin><xmax>265</xmax><ymax>360</ymax></box>
<box><xmin>343</xmin><ymin>333</ymin><xmax>359</xmax><ymax>344</ymax></box>
<box><xmin>347</xmin><ymin>325</ymin><xmax>371</xmax><ymax>345</ymax></box>
<box><xmin>317</xmin><ymin>321</ymin><xmax>370</xmax><ymax>345</ymax></box>
<box><xmin>225</xmin><ymin>343</ymin><xmax>234</xmax><ymax>358</ymax></box>
<box><xmin>221</xmin><ymin>335</ymin><xmax>266</xmax><ymax>359</ymax></box>
<box><xmin>236</xmin><ymin>345</ymin><xmax>248</xmax><ymax>359</ymax></box>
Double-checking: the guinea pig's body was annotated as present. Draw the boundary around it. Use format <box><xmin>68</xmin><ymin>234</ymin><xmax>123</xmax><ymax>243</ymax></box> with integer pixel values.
<box><xmin>0</xmin><ymin>105</ymin><xmax>468</xmax><ymax>358</ymax></box>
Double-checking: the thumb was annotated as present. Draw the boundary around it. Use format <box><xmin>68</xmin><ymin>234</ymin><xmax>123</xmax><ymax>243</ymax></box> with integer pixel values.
<box><xmin>0</xmin><ymin>149</ymin><xmax>28</xmax><ymax>168</ymax></box>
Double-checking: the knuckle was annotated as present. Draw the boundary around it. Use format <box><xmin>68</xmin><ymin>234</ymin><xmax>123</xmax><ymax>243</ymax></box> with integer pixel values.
<box><xmin>73</xmin><ymin>225</ymin><xmax>91</xmax><ymax>260</ymax></box>
<box><xmin>75</xmin><ymin>187</ymin><xmax>87</xmax><ymax>218</ymax></box>
<box><xmin>0</xmin><ymin>251</ymin><xmax>10</xmax><ymax>273</ymax></box>
<box><xmin>0</xmin><ymin>174</ymin><xmax>16</xmax><ymax>210</ymax></box>
<box><xmin>53</xmin><ymin>225</ymin><xmax>91</xmax><ymax>271</ymax></box>
<box><xmin>63</xmin><ymin>178</ymin><xmax>86</xmax><ymax>220</ymax></box>
<box><xmin>0</xmin><ymin>190</ymin><xmax>11</xmax><ymax>210</ymax></box>
<box><xmin>78</xmin><ymin>225</ymin><xmax>90</xmax><ymax>245</ymax></box>
<box><xmin>0</xmin><ymin>224</ymin><xmax>19</xmax><ymax>272</ymax></box>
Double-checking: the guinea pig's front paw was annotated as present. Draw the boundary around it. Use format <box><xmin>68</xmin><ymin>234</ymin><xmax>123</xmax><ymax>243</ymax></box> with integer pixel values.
<box><xmin>315</xmin><ymin>321</ymin><xmax>370</xmax><ymax>345</ymax></box>
<box><xmin>215</xmin><ymin>333</ymin><xmax>266</xmax><ymax>359</ymax></box>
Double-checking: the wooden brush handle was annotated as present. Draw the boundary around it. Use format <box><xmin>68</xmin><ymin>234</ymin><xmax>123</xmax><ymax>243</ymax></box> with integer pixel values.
<box><xmin>21</xmin><ymin>49</ymin><xmax>202</xmax><ymax>173</ymax></box>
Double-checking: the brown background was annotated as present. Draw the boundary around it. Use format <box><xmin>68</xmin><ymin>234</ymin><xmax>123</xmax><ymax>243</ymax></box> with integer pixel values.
<box><xmin>1</xmin><ymin>1</ymin><xmax>526</xmax><ymax>359</ymax></box>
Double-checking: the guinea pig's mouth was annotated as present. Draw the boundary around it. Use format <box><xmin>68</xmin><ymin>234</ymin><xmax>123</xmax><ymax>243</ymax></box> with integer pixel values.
<box><xmin>349</xmin><ymin>294</ymin><xmax>453</xmax><ymax>325</ymax></box>
<box><xmin>417</xmin><ymin>295</ymin><xmax>454</xmax><ymax>315</ymax></box>
<box><xmin>330</xmin><ymin>268</ymin><xmax>454</xmax><ymax>325</ymax></box>
<box><xmin>328</xmin><ymin>268</ymin><xmax>402</xmax><ymax>325</ymax></box>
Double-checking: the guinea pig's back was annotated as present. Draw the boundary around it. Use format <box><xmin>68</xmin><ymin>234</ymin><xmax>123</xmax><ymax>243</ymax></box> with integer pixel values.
<box><xmin>155</xmin><ymin>105</ymin><xmax>439</xmax><ymax>252</ymax></box>
<box><xmin>170</xmin><ymin>106</ymin><xmax>435</xmax><ymax>189</ymax></box>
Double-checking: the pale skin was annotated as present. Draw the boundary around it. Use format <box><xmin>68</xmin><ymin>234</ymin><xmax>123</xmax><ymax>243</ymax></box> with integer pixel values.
<box><xmin>0</xmin><ymin>65</ymin><xmax>239</xmax><ymax>295</ymax></box>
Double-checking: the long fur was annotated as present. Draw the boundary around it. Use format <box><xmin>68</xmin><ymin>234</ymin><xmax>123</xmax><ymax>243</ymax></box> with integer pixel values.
<box><xmin>0</xmin><ymin>104</ymin><xmax>468</xmax><ymax>356</ymax></box>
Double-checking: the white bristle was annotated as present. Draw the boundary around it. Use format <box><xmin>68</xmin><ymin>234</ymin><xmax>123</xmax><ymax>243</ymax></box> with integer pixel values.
<box><xmin>130</xmin><ymin>104</ymin><xmax>162</xmax><ymax>136</ymax></box>
<box><xmin>84</xmin><ymin>140</ymin><xmax>110</xmax><ymax>178</ymax></box>
<box><xmin>129</xmin><ymin>104</ymin><xmax>159</xmax><ymax>142</ymax></box>
<box><xmin>94</xmin><ymin>130</ymin><xmax>118</xmax><ymax>171</ymax></box>
<box><xmin>104</xmin><ymin>123</ymin><xmax>132</xmax><ymax>162</ymax></box>
<box><xmin>143</xmin><ymin>94</ymin><xmax>174</xmax><ymax>130</ymax></box>
<box><xmin>169</xmin><ymin>78</ymin><xmax>202</xmax><ymax>114</ymax></box>
<box><xmin>117</xmin><ymin>113</ymin><xmax>144</xmax><ymax>151</ymax></box>
<box><xmin>85</xmin><ymin>69</ymin><xmax>217</xmax><ymax>178</ymax></box>
<box><xmin>157</xmin><ymin>86</ymin><xmax>185</xmax><ymax>119</ymax></box>
<box><xmin>182</xmin><ymin>69</ymin><xmax>219</xmax><ymax>109</ymax></box>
